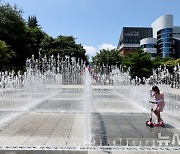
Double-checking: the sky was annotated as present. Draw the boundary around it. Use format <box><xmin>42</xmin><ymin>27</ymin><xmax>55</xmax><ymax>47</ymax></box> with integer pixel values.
<box><xmin>2</xmin><ymin>0</ymin><xmax>180</xmax><ymax>59</ymax></box>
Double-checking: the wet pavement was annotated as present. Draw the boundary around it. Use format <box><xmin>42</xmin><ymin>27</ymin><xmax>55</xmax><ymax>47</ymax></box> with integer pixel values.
<box><xmin>0</xmin><ymin>85</ymin><xmax>180</xmax><ymax>153</ymax></box>
<box><xmin>0</xmin><ymin>112</ymin><xmax>179</xmax><ymax>147</ymax></box>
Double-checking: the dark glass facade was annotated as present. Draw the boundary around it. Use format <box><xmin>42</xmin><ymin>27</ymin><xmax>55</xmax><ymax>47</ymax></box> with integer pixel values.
<box><xmin>118</xmin><ymin>27</ymin><xmax>153</xmax><ymax>48</ymax></box>
<box><xmin>157</xmin><ymin>28</ymin><xmax>173</xmax><ymax>57</ymax></box>
<box><xmin>117</xmin><ymin>27</ymin><xmax>153</xmax><ymax>55</ymax></box>
<box><xmin>117</xmin><ymin>25</ymin><xmax>180</xmax><ymax>58</ymax></box>
<box><xmin>174</xmin><ymin>38</ymin><xmax>180</xmax><ymax>58</ymax></box>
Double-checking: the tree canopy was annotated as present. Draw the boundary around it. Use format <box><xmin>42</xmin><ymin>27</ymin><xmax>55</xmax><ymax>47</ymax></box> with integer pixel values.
<box><xmin>27</xmin><ymin>15</ymin><xmax>39</xmax><ymax>28</ymax></box>
<box><xmin>0</xmin><ymin>3</ymin><xmax>28</xmax><ymax>68</ymax></box>
<box><xmin>0</xmin><ymin>40</ymin><xmax>15</xmax><ymax>71</ymax></box>
<box><xmin>39</xmin><ymin>35</ymin><xmax>88</xmax><ymax>63</ymax></box>
<box><xmin>122</xmin><ymin>49</ymin><xmax>153</xmax><ymax>80</ymax></box>
<box><xmin>0</xmin><ymin>2</ymin><xmax>88</xmax><ymax>71</ymax></box>
<box><xmin>92</xmin><ymin>48</ymin><xmax>122</xmax><ymax>66</ymax></box>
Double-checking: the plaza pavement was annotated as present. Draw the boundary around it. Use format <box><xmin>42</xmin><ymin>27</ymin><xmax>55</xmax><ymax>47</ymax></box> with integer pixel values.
<box><xmin>0</xmin><ymin>85</ymin><xmax>180</xmax><ymax>154</ymax></box>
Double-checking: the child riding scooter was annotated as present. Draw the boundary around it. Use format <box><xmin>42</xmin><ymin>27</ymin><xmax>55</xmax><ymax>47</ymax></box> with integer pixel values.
<box><xmin>147</xmin><ymin>86</ymin><xmax>165</xmax><ymax>127</ymax></box>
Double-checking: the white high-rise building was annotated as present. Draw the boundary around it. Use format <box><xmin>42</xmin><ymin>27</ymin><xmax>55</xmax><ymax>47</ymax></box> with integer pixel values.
<box><xmin>118</xmin><ymin>14</ymin><xmax>180</xmax><ymax>58</ymax></box>
<box><xmin>143</xmin><ymin>14</ymin><xmax>180</xmax><ymax>58</ymax></box>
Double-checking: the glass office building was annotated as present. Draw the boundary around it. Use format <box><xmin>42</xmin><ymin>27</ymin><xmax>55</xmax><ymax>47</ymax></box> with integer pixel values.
<box><xmin>151</xmin><ymin>15</ymin><xmax>173</xmax><ymax>58</ymax></box>
<box><xmin>140</xmin><ymin>38</ymin><xmax>157</xmax><ymax>57</ymax></box>
<box><xmin>117</xmin><ymin>27</ymin><xmax>152</xmax><ymax>55</ymax></box>
<box><xmin>118</xmin><ymin>14</ymin><xmax>180</xmax><ymax>59</ymax></box>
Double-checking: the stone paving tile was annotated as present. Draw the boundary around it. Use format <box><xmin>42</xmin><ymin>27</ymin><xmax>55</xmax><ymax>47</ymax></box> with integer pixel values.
<box><xmin>0</xmin><ymin>113</ymin><xmax>36</xmax><ymax>144</ymax></box>
<box><xmin>2</xmin><ymin>129</ymin><xmax>36</xmax><ymax>145</ymax></box>
<box><xmin>96</xmin><ymin>113</ymin><xmax>180</xmax><ymax>141</ymax></box>
<box><xmin>45</xmin><ymin>137</ymin><xmax>68</xmax><ymax>146</ymax></box>
<box><xmin>23</xmin><ymin>123</ymin><xmax>43</xmax><ymax>130</ymax></box>
<box><xmin>59</xmin><ymin>118</ymin><xmax>75</xmax><ymax>125</ymax></box>
<box><xmin>112</xmin><ymin>152</ymin><xmax>180</xmax><ymax>154</ymax></box>
<box><xmin>56</xmin><ymin>124</ymin><xmax>72</xmax><ymax>130</ymax></box>
<box><xmin>89</xmin><ymin>151</ymin><xmax>178</xmax><ymax>154</ymax></box>
<box><xmin>50</xmin><ymin>130</ymin><xmax>70</xmax><ymax>138</ymax></box>
<box><xmin>23</xmin><ymin>129</ymin><xmax>53</xmax><ymax>145</ymax></box>
<box><xmin>72</xmin><ymin>124</ymin><xmax>85</xmax><ymax>130</ymax></box>
<box><xmin>38</xmin><ymin>115</ymin><xmax>60</xmax><ymax>130</ymax></box>
<box><xmin>0</xmin><ymin>112</ymin><xmax>180</xmax><ymax>148</ymax></box>
<box><xmin>0</xmin><ymin>150</ymin><xmax>179</xmax><ymax>154</ymax></box>
<box><xmin>66</xmin><ymin>138</ymin><xmax>84</xmax><ymax>146</ymax></box>
<box><xmin>120</xmin><ymin>130</ymin><xmax>143</xmax><ymax>138</ymax></box>
<box><xmin>114</xmin><ymin>119</ymin><xmax>132</xmax><ymax>125</ymax></box>
<box><xmin>69</xmin><ymin>130</ymin><xmax>84</xmax><ymax>138</ymax></box>
<box><xmin>88</xmin><ymin>151</ymin><xmax>107</xmax><ymax>154</ymax></box>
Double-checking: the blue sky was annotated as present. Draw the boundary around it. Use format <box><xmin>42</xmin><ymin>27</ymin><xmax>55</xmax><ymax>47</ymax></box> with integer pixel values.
<box><xmin>2</xmin><ymin>0</ymin><xmax>180</xmax><ymax>58</ymax></box>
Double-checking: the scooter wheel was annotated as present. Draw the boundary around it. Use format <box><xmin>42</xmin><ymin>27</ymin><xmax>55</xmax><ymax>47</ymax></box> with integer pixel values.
<box><xmin>146</xmin><ymin>121</ymin><xmax>154</xmax><ymax>127</ymax></box>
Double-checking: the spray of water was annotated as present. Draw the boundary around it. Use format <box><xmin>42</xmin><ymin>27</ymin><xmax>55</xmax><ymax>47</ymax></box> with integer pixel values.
<box><xmin>83</xmin><ymin>67</ymin><xmax>92</xmax><ymax>145</ymax></box>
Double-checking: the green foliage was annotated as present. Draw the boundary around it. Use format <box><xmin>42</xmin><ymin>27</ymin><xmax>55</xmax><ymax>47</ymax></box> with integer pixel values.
<box><xmin>27</xmin><ymin>15</ymin><xmax>39</xmax><ymax>28</ymax></box>
<box><xmin>92</xmin><ymin>49</ymin><xmax>122</xmax><ymax>67</ymax></box>
<box><xmin>0</xmin><ymin>3</ymin><xmax>89</xmax><ymax>71</ymax></box>
<box><xmin>25</xmin><ymin>26</ymin><xmax>45</xmax><ymax>59</ymax></box>
<box><xmin>122</xmin><ymin>49</ymin><xmax>153</xmax><ymax>80</ymax></box>
<box><xmin>0</xmin><ymin>3</ymin><xmax>28</xmax><ymax>68</ymax></box>
<box><xmin>0</xmin><ymin>40</ymin><xmax>15</xmax><ymax>71</ymax></box>
<box><xmin>163</xmin><ymin>58</ymin><xmax>180</xmax><ymax>67</ymax></box>
<box><xmin>39</xmin><ymin>36</ymin><xmax>88</xmax><ymax>63</ymax></box>
<box><xmin>92</xmin><ymin>47</ymin><xmax>180</xmax><ymax>80</ymax></box>
<box><xmin>162</xmin><ymin>58</ymin><xmax>180</xmax><ymax>73</ymax></box>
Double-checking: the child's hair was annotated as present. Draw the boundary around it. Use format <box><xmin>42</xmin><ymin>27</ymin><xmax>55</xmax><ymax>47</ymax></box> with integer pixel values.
<box><xmin>152</xmin><ymin>86</ymin><xmax>160</xmax><ymax>94</ymax></box>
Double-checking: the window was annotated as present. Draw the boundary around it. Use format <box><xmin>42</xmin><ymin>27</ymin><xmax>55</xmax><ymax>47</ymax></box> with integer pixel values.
<box><xmin>157</xmin><ymin>28</ymin><xmax>172</xmax><ymax>35</ymax></box>
<box><xmin>157</xmin><ymin>28</ymin><xmax>173</xmax><ymax>58</ymax></box>
<box><xmin>162</xmin><ymin>52</ymin><xmax>173</xmax><ymax>58</ymax></box>
<box><xmin>162</xmin><ymin>38</ymin><xmax>172</xmax><ymax>42</ymax></box>
<box><xmin>162</xmin><ymin>47</ymin><xmax>173</xmax><ymax>53</ymax></box>
<box><xmin>162</xmin><ymin>28</ymin><xmax>172</xmax><ymax>33</ymax></box>
<box><xmin>162</xmin><ymin>43</ymin><xmax>172</xmax><ymax>48</ymax></box>
<box><xmin>141</xmin><ymin>44</ymin><xmax>156</xmax><ymax>48</ymax></box>
<box><xmin>162</xmin><ymin>33</ymin><xmax>172</xmax><ymax>38</ymax></box>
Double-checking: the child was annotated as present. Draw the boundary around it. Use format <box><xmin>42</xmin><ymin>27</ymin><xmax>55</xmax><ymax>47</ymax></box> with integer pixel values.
<box><xmin>150</xmin><ymin>86</ymin><xmax>165</xmax><ymax>125</ymax></box>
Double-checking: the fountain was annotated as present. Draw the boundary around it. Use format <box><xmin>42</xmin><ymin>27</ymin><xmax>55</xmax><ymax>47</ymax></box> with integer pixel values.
<box><xmin>0</xmin><ymin>54</ymin><xmax>180</xmax><ymax>153</ymax></box>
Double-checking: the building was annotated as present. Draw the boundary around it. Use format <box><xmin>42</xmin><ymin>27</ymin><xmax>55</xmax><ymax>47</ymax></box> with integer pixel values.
<box><xmin>173</xmin><ymin>26</ymin><xmax>180</xmax><ymax>58</ymax></box>
<box><xmin>117</xmin><ymin>14</ymin><xmax>180</xmax><ymax>59</ymax></box>
<box><xmin>117</xmin><ymin>27</ymin><xmax>152</xmax><ymax>55</ymax></box>
<box><xmin>140</xmin><ymin>38</ymin><xmax>157</xmax><ymax>57</ymax></box>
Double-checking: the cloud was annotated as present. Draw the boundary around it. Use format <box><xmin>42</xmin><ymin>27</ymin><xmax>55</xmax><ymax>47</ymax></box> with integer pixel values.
<box><xmin>83</xmin><ymin>45</ymin><xmax>97</xmax><ymax>57</ymax></box>
<box><xmin>84</xmin><ymin>43</ymin><xmax>116</xmax><ymax>56</ymax></box>
<box><xmin>83</xmin><ymin>43</ymin><xmax>116</xmax><ymax>61</ymax></box>
<box><xmin>98</xmin><ymin>43</ymin><xmax>116</xmax><ymax>50</ymax></box>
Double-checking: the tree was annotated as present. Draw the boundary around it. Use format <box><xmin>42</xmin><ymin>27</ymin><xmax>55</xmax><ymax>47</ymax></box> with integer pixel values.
<box><xmin>0</xmin><ymin>3</ymin><xmax>28</xmax><ymax>69</ymax></box>
<box><xmin>0</xmin><ymin>3</ymin><xmax>89</xmax><ymax>70</ymax></box>
<box><xmin>122</xmin><ymin>49</ymin><xmax>153</xmax><ymax>80</ymax></box>
<box><xmin>163</xmin><ymin>58</ymin><xmax>180</xmax><ymax>73</ymax></box>
<box><xmin>92</xmin><ymin>49</ymin><xmax>122</xmax><ymax>67</ymax></box>
<box><xmin>39</xmin><ymin>35</ymin><xmax>88</xmax><ymax>63</ymax></box>
<box><xmin>25</xmin><ymin>26</ymin><xmax>45</xmax><ymax>59</ymax></box>
<box><xmin>27</xmin><ymin>15</ymin><xmax>39</xmax><ymax>28</ymax></box>
<box><xmin>0</xmin><ymin>40</ymin><xmax>15</xmax><ymax>71</ymax></box>
<box><xmin>0</xmin><ymin>3</ymin><xmax>46</xmax><ymax>70</ymax></box>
